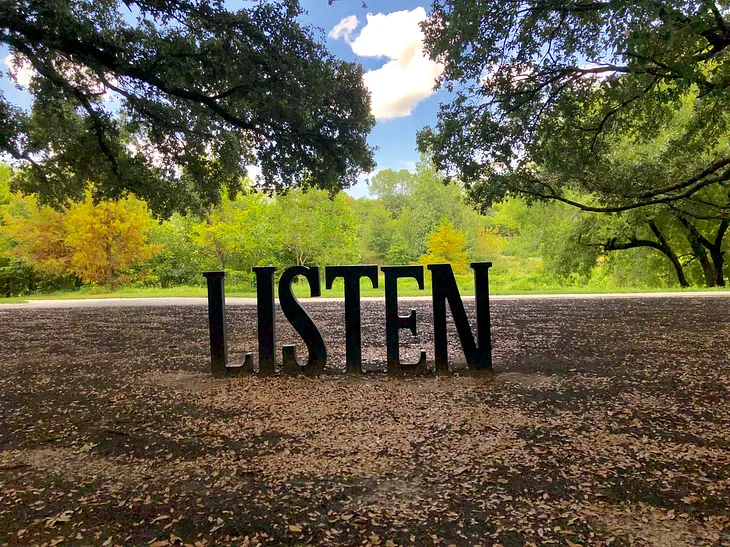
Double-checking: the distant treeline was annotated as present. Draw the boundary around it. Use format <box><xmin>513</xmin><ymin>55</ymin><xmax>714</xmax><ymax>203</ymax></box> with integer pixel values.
<box><xmin>0</xmin><ymin>161</ymin><xmax>717</xmax><ymax>296</ymax></box>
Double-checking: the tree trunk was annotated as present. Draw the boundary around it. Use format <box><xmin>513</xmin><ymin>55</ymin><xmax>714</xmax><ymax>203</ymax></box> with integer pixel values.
<box><xmin>600</xmin><ymin>221</ymin><xmax>690</xmax><ymax>288</ymax></box>
<box><xmin>685</xmin><ymin>233</ymin><xmax>716</xmax><ymax>287</ymax></box>
<box><xmin>676</xmin><ymin>216</ymin><xmax>727</xmax><ymax>288</ymax></box>
<box><xmin>648</xmin><ymin>221</ymin><xmax>690</xmax><ymax>288</ymax></box>
<box><xmin>711</xmin><ymin>248</ymin><xmax>725</xmax><ymax>286</ymax></box>
<box><xmin>710</xmin><ymin>219</ymin><xmax>728</xmax><ymax>287</ymax></box>
<box><xmin>665</xmin><ymin>249</ymin><xmax>691</xmax><ymax>288</ymax></box>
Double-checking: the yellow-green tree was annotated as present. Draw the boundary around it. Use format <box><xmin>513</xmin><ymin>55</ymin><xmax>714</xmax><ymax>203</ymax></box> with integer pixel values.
<box><xmin>189</xmin><ymin>190</ymin><xmax>276</xmax><ymax>272</ymax></box>
<box><xmin>475</xmin><ymin>227</ymin><xmax>506</xmax><ymax>262</ymax></box>
<box><xmin>419</xmin><ymin>218</ymin><xmax>470</xmax><ymax>274</ymax></box>
<box><xmin>64</xmin><ymin>194</ymin><xmax>159</xmax><ymax>286</ymax></box>
<box><xmin>1</xmin><ymin>193</ymin><xmax>71</xmax><ymax>276</ymax></box>
<box><xmin>274</xmin><ymin>189</ymin><xmax>361</xmax><ymax>267</ymax></box>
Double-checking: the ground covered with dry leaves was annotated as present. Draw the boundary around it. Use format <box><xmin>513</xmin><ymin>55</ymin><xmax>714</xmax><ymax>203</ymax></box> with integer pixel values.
<box><xmin>1</xmin><ymin>296</ymin><xmax>730</xmax><ymax>547</ymax></box>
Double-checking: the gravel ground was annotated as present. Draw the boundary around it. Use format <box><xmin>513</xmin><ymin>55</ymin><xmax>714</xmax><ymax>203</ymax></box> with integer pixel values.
<box><xmin>1</xmin><ymin>296</ymin><xmax>729</xmax><ymax>546</ymax></box>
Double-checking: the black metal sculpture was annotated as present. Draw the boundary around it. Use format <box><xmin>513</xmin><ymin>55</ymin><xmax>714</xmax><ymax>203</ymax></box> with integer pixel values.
<box><xmin>429</xmin><ymin>263</ymin><xmax>492</xmax><ymax>372</ymax></box>
<box><xmin>253</xmin><ymin>266</ymin><xmax>277</xmax><ymax>376</ymax></box>
<box><xmin>203</xmin><ymin>262</ymin><xmax>492</xmax><ymax>376</ymax></box>
<box><xmin>324</xmin><ymin>265</ymin><xmax>379</xmax><ymax>374</ymax></box>
<box><xmin>382</xmin><ymin>265</ymin><xmax>427</xmax><ymax>374</ymax></box>
<box><xmin>203</xmin><ymin>271</ymin><xmax>228</xmax><ymax>376</ymax></box>
<box><xmin>279</xmin><ymin>266</ymin><xmax>327</xmax><ymax>375</ymax></box>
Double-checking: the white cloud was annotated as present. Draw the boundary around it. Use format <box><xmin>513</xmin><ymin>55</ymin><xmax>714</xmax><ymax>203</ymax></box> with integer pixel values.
<box><xmin>363</xmin><ymin>55</ymin><xmax>442</xmax><ymax>120</ymax></box>
<box><xmin>3</xmin><ymin>53</ymin><xmax>36</xmax><ymax>88</ymax></box>
<box><xmin>330</xmin><ymin>8</ymin><xmax>443</xmax><ymax>121</ymax></box>
<box><xmin>329</xmin><ymin>15</ymin><xmax>359</xmax><ymax>43</ymax></box>
<box><xmin>349</xmin><ymin>9</ymin><xmax>426</xmax><ymax>63</ymax></box>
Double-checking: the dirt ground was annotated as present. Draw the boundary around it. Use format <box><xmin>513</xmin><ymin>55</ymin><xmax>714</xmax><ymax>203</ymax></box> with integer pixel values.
<box><xmin>1</xmin><ymin>297</ymin><xmax>729</xmax><ymax>547</ymax></box>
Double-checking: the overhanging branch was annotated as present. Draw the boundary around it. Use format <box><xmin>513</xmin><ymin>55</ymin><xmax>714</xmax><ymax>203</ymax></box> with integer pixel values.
<box><xmin>520</xmin><ymin>160</ymin><xmax>730</xmax><ymax>213</ymax></box>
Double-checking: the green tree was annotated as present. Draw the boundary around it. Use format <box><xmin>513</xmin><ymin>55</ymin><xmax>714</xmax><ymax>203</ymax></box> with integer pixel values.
<box><xmin>386</xmin><ymin>233</ymin><xmax>413</xmax><ymax>265</ymax></box>
<box><xmin>419</xmin><ymin>5</ymin><xmax>730</xmax><ymax>286</ymax></box>
<box><xmin>493</xmin><ymin>198</ymin><xmax>603</xmax><ymax>280</ymax></box>
<box><xmin>419</xmin><ymin>2</ymin><xmax>730</xmax><ymax>210</ymax></box>
<box><xmin>486</xmin><ymin>197</ymin><xmax>692</xmax><ymax>287</ymax></box>
<box><xmin>368</xmin><ymin>169</ymin><xmax>416</xmax><ymax>214</ymax></box>
<box><xmin>0</xmin><ymin>164</ymin><xmax>10</xmax><ymax>206</ymax></box>
<box><xmin>359</xmin><ymin>202</ymin><xmax>395</xmax><ymax>262</ymax></box>
<box><xmin>1</xmin><ymin>0</ymin><xmax>375</xmax><ymax>214</ymax></box>
<box><xmin>561</xmin><ymin>97</ymin><xmax>730</xmax><ymax>287</ymax></box>
<box><xmin>190</xmin><ymin>190</ymin><xmax>276</xmax><ymax>272</ymax></box>
<box><xmin>366</xmin><ymin>159</ymin><xmax>487</xmax><ymax>263</ymax></box>
<box><xmin>274</xmin><ymin>189</ymin><xmax>361</xmax><ymax>267</ymax></box>
<box><xmin>582</xmin><ymin>209</ymin><xmax>693</xmax><ymax>288</ymax></box>
<box><xmin>146</xmin><ymin>214</ymin><xmax>203</xmax><ymax>287</ymax></box>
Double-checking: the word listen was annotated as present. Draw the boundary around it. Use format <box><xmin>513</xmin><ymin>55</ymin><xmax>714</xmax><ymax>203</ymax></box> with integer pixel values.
<box><xmin>203</xmin><ymin>262</ymin><xmax>492</xmax><ymax>376</ymax></box>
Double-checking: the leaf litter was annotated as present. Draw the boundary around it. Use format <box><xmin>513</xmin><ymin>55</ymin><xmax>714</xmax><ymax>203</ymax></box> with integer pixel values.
<box><xmin>0</xmin><ymin>298</ymin><xmax>729</xmax><ymax>545</ymax></box>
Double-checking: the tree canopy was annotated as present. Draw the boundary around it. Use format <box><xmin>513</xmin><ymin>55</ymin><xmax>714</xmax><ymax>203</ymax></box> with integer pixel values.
<box><xmin>2</xmin><ymin>191</ymin><xmax>157</xmax><ymax>285</ymax></box>
<box><xmin>4</xmin><ymin>155</ymin><xmax>724</xmax><ymax>295</ymax></box>
<box><xmin>0</xmin><ymin>0</ymin><xmax>375</xmax><ymax>215</ymax></box>
<box><xmin>418</xmin><ymin>1</ymin><xmax>730</xmax><ymax>214</ymax></box>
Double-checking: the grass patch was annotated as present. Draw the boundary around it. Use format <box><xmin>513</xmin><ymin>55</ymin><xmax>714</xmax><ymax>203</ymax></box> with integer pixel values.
<box><xmin>0</xmin><ymin>296</ymin><xmax>29</xmax><ymax>304</ymax></box>
<box><xmin>22</xmin><ymin>286</ymin><xmax>214</xmax><ymax>300</ymax></box>
<box><xmin>6</xmin><ymin>281</ymin><xmax>728</xmax><ymax>303</ymax></box>
<box><xmin>5</xmin><ymin>270</ymin><xmax>729</xmax><ymax>302</ymax></box>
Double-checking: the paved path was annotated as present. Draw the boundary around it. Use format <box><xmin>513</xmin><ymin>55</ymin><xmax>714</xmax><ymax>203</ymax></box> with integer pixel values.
<box><xmin>2</xmin><ymin>291</ymin><xmax>730</xmax><ymax>309</ymax></box>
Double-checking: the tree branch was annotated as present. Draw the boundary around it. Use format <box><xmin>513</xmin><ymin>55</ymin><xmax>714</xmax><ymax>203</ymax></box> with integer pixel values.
<box><xmin>675</xmin><ymin>215</ymin><xmax>714</xmax><ymax>249</ymax></box>
<box><xmin>15</xmin><ymin>46</ymin><xmax>121</xmax><ymax>178</ymax></box>
<box><xmin>519</xmin><ymin>160</ymin><xmax>730</xmax><ymax>213</ymax></box>
<box><xmin>714</xmin><ymin>218</ymin><xmax>729</xmax><ymax>248</ymax></box>
<box><xmin>1</xmin><ymin>11</ymin><xmax>264</xmax><ymax>135</ymax></box>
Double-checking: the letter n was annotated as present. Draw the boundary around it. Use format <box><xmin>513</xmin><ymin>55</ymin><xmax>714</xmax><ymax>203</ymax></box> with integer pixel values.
<box><xmin>428</xmin><ymin>262</ymin><xmax>492</xmax><ymax>372</ymax></box>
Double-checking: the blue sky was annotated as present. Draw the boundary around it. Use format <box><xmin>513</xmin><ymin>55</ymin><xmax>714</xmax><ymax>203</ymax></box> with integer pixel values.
<box><xmin>298</xmin><ymin>1</ymin><xmax>446</xmax><ymax>197</ymax></box>
<box><xmin>0</xmin><ymin>1</ymin><xmax>444</xmax><ymax>199</ymax></box>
